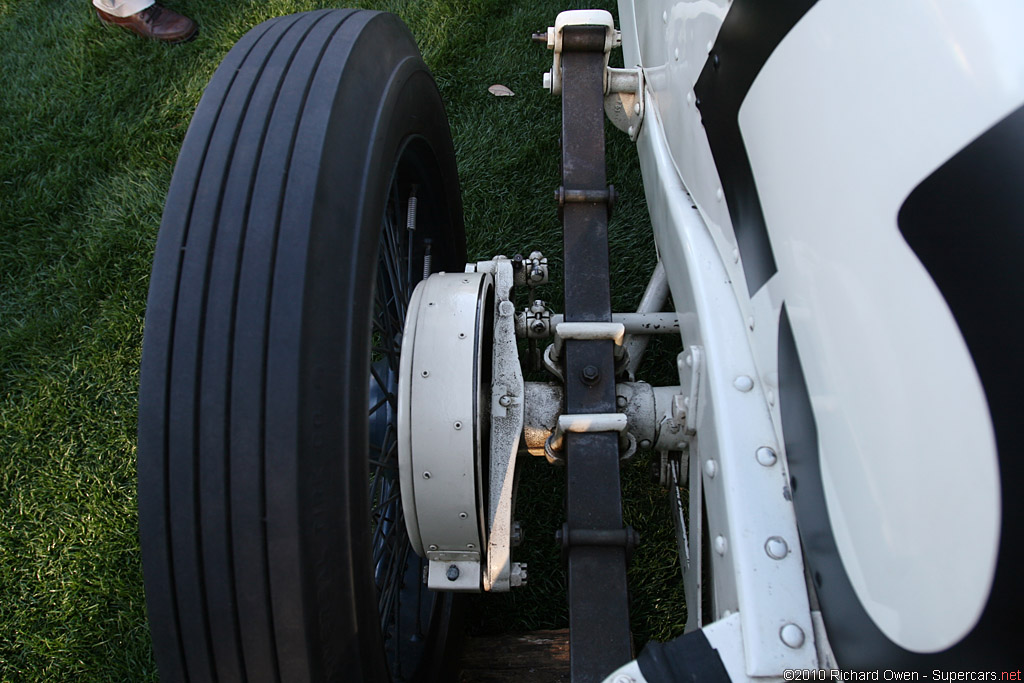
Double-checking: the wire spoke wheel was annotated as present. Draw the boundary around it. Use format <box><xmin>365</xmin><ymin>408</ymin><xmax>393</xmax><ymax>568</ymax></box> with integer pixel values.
<box><xmin>138</xmin><ymin>10</ymin><xmax>465</xmax><ymax>681</ymax></box>
<box><xmin>369</xmin><ymin>143</ymin><xmax>457</xmax><ymax>679</ymax></box>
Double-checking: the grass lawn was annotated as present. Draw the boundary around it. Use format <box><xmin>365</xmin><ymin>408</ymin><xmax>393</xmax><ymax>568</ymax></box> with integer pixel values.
<box><xmin>0</xmin><ymin>0</ymin><xmax>684</xmax><ymax>678</ymax></box>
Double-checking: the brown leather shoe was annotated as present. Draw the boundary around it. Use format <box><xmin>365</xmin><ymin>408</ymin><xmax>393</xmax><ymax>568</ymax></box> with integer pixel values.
<box><xmin>96</xmin><ymin>4</ymin><xmax>197</xmax><ymax>44</ymax></box>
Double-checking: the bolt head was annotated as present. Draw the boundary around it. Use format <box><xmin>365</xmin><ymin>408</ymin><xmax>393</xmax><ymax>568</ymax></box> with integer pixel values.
<box><xmin>756</xmin><ymin>446</ymin><xmax>778</xmax><ymax>467</ymax></box>
<box><xmin>765</xmin><ymin>536</ymin><xmax>789</xmax><ymax>560</ymax></box>
<box><xmin>499</xmin><ymin>395</ymin><xmax>512</xmax><ymax>407</ymax></box>
<box><xmin>446</xmin><ymin>565</ymin><xmax>460</xmax><ymax>581</ymax></box>
<box><xmin>713</xmin><ymin>535</ymin><xmax>727</xmax><ymax>555</ymax></box>
<box><xmin>580</xmin><ymin>364</ymin><xmax>600</xmax><ymax>384</ymax></box>
<box><xmin>733</xmin><ymin>375</ymin><xmax>754</xmax><ymax>392</ymax></box>
<box><xmin>703</xmin><ymin>459</ymin><xmax>717</xmax><ymax>479</ymax></box>
<box><xmin>780</xmin><ymin>623</ymin><xmax>806</xmax><ymax>649</ymax></box>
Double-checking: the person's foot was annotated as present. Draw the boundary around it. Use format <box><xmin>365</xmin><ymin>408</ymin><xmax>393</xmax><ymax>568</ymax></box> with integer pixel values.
<box><xmin>96</xmin><ymin>4</ymin><xmax>197</xmax><ymax>43</ymax></box>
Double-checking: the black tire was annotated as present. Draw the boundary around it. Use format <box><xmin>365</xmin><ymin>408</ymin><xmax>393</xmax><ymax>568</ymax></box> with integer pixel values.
<box><xmin>138</xmin><ymin>10</ymin><xmax>466</xmax><ymax>682</ymax></box>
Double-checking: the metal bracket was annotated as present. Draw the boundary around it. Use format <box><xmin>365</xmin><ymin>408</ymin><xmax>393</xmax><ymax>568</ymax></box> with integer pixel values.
<box><xmin>605</xmin><ymin>67</ymin><xmax>645</xmax><ymax>141</ymax></box>
<box><xmin>514</xmin><ymin>299</ymin><xmax>553</xmax><ymax>339</ymax></box>
<box><xmin>549</xmin><ymin>321</ymin><xmax>630</xmax><ymax>382</ymax></box>
<box><xmin>521</xmin><ymin>381</ymin><xmax>681</xmax><ymax>462</ymax></box>
<box><xmin>539</xmin><ymin>11</ymin><xmax>644</xmax><ymax>142</ymax></box>
<box><xmin>468</xmin><ymin>257</ymin><xmax>526</xmax><ymax>592</ymax></box>
<box><xmin>542</xmin><ymin>409</ymin><xmax>637</xmax><ymax>465</ymax></box>
<box><xmin>541</xmin><ymin>9</ymin><xmax>620</xmax><ymax>95</ymax></box>
<box><xmin>513</xmin><ymin>250</ymin><xmax>549</xmax><ymax>288</ymax></box>
<box><xmin>545</xmin><ymin>411</ymin><xmax>629</xmax><ymax>453</ymax></box>
<box><xmin>673</xmin><ymin>345</ymin><xmax>703</xmax><ymax>437</ymax></box>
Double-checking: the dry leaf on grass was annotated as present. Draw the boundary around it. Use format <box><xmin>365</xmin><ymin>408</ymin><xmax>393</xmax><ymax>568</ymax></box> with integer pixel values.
<box><xmin>488</xmin><ymin>84</ymin><xmax>515</xmax><ymax>97</ymax></box>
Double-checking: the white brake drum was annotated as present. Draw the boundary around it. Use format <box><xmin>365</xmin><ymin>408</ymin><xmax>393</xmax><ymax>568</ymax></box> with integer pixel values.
<box><xmin>398</xmin><ymin>271</ymin><xmax>493</xmax><ymax>591</ymax></box>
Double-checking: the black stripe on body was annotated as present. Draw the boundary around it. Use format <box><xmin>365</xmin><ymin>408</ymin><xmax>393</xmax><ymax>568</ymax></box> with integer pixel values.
<box><xmin>694</xmin><ymin>0</ymin><xmax>818</xmax><ymax>294</ymax></box>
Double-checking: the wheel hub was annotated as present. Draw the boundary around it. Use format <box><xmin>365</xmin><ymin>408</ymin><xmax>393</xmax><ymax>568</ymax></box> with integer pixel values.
<box><xmin>397</xmin><ymin>271</ymin><xmax>493</xmax><ymax>591</ymax></box>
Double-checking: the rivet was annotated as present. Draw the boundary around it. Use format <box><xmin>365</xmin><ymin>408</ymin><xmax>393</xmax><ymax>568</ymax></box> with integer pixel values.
<box><xmin>428</xmin><ymin>544</ymin><xmax>438</xmax><ymax>551</ymax></box>
<box><xmin>422</xmin><ymin>471</ymin><xmax>431</xmax><ymax>479</ymax></box>
<box><xmin>747</xmin><ymin>316</ymin><xmax>755</xmax><ymax>331</ymax></box>
<box><xmin>627</xmin><ymin>125</ymin><xmax>635</xmax><ymax>138</ymax></box>
<box><xmin>662</xmin><ymin>10</ymin><xmax>668</xmax><ymax>23</ymax></box>
<box><xmin>765</xmin><ymin>536</ymin><xmax>789</xmax><ymax>560</ymax></box>
<box><xmin>639</xmin><ymin>439</ymin><xmax>652</xmax><ymax>449</ymax></box>
<box><xmin>499</xmin><ymin>300</ymin><xmax>515</xmax><ymax>317</ymax></box>
<box><xmin>499</xmin><ymin>395</ymin><xmax>513</xmax><ymax>407</ymax></box>
<box><xmin>733</xmin><ymin>375</ymin><xmax>754</xmax><ymax>392</ymax></box>
<box><xmin>674</xmin><ymin>48</ymin><xmax>679</xmax><ymax>61</ymax></box>
<box><xmin>732</xmin><ymin>248</ymin><xmax>740</xmax><ymax>263</ymax></box>
<box><xmin>453</xmin><ymin>421</ymin><xmax>463</xmax><ymax>430</ymax></box>
<box><xmin>685</xmin><ymin>353</ymin><xmax>693</xmax><ymax>367</ymax></box>
<box><xmin>756</xmin><ymin>447</ymin><xmax>777</xmax><ymax>467</ymax></box>
<box><xmin>780</xmin><ymin>623</ymin><xmax>805</xmax><ymax>649</ymax></box>
<box><xmin>616</xmin><ymin>395</ymin><xmax>628</xmax><ymax>408</ymax></box>
<box><xmin>459</xmin><ymin>512</ymin><xmax>468</xmax><ymax>519</ymax></box>
<box><xmin>686</xmin><ymin>91</ymin><xmax>694</xmax><ymax>105</ymax></box>
<box><xmin>446</xmin><ymin>565</ymin><xmax>460</xmax><ymax>581</ymax></box>
<box><xmin>703</xmin><ymin>459</ymin><xmax>717</xmax><ymax>479</ymax></box>
<box><xmin>767</xmin><ymin>389</ymin><xmax>775</xmax><ymax>406</ymax></box>
<box><xmin>706</xmin><ymin>40</ymin><xmax>714</xmax><ymax>52</ymax></box>
<box><xmin>714</xmin><ymin>535</ymin><xmax>727</xmax><ymax>555</ymax></box>
<box><xmin>614</xmin><ymin>675</ymin><xmax>635</xmax><ymax>683</ymax></box>
<box><xmin>633</xmin><ymin>102</ymin><xmax>641</xmax><ymax>115</ymax></box>
<box><xmin>716</xmin><ymin>187</ymin><xmax>724</xmax><ymax>201</ymax></box>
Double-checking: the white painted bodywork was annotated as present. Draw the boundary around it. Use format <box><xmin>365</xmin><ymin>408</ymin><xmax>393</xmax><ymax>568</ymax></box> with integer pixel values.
<box><xmin>619</xmin><ymin>0</ymin><xmax>1017</xmax><ymax>668</ymax></box>
<box><xmin>636</xmin><ymin>88</ymin><xmax>816</xmax><ymax>676</ymax></box>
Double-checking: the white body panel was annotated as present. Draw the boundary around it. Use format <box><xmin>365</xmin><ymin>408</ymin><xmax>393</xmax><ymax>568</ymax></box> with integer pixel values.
<box><xmin>739</xmin><ymin>0</ymin><xmax>1015</xmax><ymax>650</ymax></box>
<box><xmin>637</xmin><ymin>97</ymin><xmax>816</xmax><ymax>674</ymax></box>
<box><xmin>620</xmin><ymin>0</ymin><xmax>1017</xmax><ymax>664</ymax></box>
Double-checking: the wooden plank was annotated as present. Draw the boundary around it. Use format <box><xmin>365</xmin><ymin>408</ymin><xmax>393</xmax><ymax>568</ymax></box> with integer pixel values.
<box><xmin>458</xmin><ymin>629</ymin><xmax>570</xmax><ymax>682</ymax></box>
